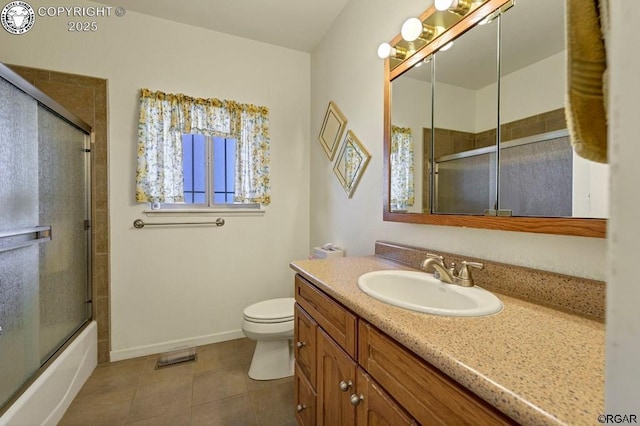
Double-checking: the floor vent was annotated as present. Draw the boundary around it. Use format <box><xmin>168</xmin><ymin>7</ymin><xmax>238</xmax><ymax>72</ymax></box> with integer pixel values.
<box><xmin>155</xmin><ymin>347</ymin><xmax>197</xmax><ymax>369</ymax></box>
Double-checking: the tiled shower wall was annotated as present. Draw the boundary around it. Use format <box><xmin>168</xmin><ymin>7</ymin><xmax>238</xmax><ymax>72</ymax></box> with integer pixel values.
<box><xmin>430</xmin><ymin>107</ymin><xmax>567</xmax><ymax>156</ymax></box>
<box><xmin>9</xmin><ymin>64</ymin><xmax>110</xmax><ymax>364</ymax></box>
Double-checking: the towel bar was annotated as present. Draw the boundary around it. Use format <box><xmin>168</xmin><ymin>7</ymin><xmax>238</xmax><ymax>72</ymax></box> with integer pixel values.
<box><xmin>133</xmin><ymin>218</ymin><xmax>225</xmax><ymax>229</ymax></box>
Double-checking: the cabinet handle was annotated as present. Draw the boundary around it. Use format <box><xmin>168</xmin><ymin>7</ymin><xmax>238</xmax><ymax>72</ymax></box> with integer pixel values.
<box><xmin>296</xmin><ymin>404</ymin><xmax>306</xmax><ymax>413</ymax></box>
<box><xmin>296</xmin><ymin>341</ymin><xmax>306</xmax><ymax>348</ymax></box>
<box><xmin>349</xmin><ymin>394</ymin><xmax>364</xmax><ymax>406</ymax></box>
<box><xmin>339</xmin><ymin>380</ymin><xmax>353</xmax><ymax>392</ymax></box>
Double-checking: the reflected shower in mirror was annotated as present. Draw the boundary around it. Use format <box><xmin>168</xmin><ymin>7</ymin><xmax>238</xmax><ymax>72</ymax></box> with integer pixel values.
<box><xmin>432</xmin><ymin>16</ymin><xmax>499</xmax><ymax>215</ymax></box>
<box><xmin>498</xmin><ymin>0</ymin><xmax>608</xmax><ymax>218</ymax></box>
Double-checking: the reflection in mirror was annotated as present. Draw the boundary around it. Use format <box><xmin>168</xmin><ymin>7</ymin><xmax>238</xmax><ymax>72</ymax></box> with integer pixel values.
<box><xmin>382</xmin><ymin>0</ymin><xmax>606</xmax><ymax>237</ymax></box>
<box><xmin>333</xmin><ymin>130</ymin><xmax>371</xmax><ymax>198</ymax></box>
<box><xmin>432</xmin><ymin>16</ymin><xmax>499</xmax><ymax>214</ymax></box>
<box><xmin>498</xmin><ymin>0</ymin><xmax>608</xmax><ymax>218</ymax></box>
<box><xmin>390</xmin><ymin>57</ymin><xmax>432</xmax><ymax>213</ymax></box>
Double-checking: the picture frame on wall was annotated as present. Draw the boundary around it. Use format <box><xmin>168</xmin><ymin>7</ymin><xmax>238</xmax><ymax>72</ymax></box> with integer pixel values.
<box><xmin>318</xmin><ymin>101</ymin><xmax>347</xmax><ymax>160</ymax></box>
<box><xmin>333</xmin><ymin>130</ymin><xmax>371</xmax><ymax>198</ymax></box>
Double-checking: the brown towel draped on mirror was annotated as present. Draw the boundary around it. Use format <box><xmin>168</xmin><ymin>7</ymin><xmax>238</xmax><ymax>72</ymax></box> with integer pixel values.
<box><xmin>565</xmin><ymin>0</ymin><xmax>609</xmax><ymax>163</ymax></box>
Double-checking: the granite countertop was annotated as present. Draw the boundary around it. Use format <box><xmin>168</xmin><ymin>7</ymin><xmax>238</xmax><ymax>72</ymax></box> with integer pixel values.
<box><xmin>290</xmin><ymin>256</ymin><xmax>605</xmax><ymax>426</ymax></box>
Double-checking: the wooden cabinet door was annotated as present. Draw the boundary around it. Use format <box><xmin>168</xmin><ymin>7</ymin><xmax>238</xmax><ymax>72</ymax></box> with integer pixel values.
<box><xmin>317</xmin><ymin>328</ymin><xmax>357</xmax><ymax>426</ymax></box>
<box><xmin>295</xmin><ymin>303</ymin><xmax>317</xmax><ymax>386</ymax></box>
<box><xmin>295</xmin><ymin>363</ymin><xmax>317</xmax><ymax>426</ymax></box>
<box><xmin>356</xmin><ymin>368</ymin><xmax>416</xmax><ymax>426</ymax></box>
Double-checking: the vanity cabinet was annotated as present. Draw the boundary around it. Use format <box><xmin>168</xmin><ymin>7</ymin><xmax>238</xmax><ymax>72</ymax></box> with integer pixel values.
<box><xmin>295</xmin><ymin>274</ymin><xmax>413</xmax><ymax>426</ymax></box>
<box><xmin>294</xmin><ymin>274</ymin><xmax>515</xmax><ymax>426</ymax></box>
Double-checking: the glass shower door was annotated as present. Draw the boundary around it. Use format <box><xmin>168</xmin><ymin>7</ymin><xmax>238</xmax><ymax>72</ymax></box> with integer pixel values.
<box><xmin>37</xmin><ymin>105</ymin><xmax>91</xmax><ymax>363</ymax></box>
<box><xmin>0</xmin><ymin>74</ymin><xmax>91</xmax><ymax>410</ymax></box>
<box><xmin>0</xmin><ymin>77</ymin><xmax>41</xmax><ymax>408</ymax></box>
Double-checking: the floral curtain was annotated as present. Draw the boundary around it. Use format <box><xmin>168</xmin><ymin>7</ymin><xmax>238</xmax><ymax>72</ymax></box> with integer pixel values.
<box><xmin>136</xmin><ymin>89</ymin><xmax>271</xmax><ymax>204</ymax></box>
<box><xmin>235</xmin><ymin>106</ymin><xmax>271</xmax><ymax>204</ymax></box>
<box><xmin>390</xmin><ymin>125</ymin><xmax>415</xmax><ymax>209</ymax></box>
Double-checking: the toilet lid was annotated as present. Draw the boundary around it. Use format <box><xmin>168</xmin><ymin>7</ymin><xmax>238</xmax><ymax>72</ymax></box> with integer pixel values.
<box><xmin>243</xmin><ymin>298</ymin><xmax>295</xmax><ymax>323</ymax></box>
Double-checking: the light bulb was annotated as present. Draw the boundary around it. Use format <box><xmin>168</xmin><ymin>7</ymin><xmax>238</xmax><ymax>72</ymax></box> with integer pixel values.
<box><xmin>435</xmin><ymin>0</ymin><xmax>454</xmax><ymax>11</ymax></box>
<box><xmin>401</xmin><ymin>17</ymin><xmax>423</xmax><ymax>42</ymax></box>
<box><xmin>377</xmin><ymin>42</ymin><xmax>392</xmax><ymax>59</ymax></box>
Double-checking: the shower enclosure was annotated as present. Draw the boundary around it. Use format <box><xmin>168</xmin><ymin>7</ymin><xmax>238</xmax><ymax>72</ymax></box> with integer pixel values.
<box><xmin>0</xmin><ymin>64</ymin><xmax>92</xmax><ymax>413</ymax></box>
<box><xmin>434</xmin><ymin>131</ymin><xmax>573</xmax><ymax>216</ymax></box>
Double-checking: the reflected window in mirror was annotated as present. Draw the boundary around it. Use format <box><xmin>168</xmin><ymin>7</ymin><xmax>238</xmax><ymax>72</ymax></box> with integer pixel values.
<box><xmin>432</xmin><ymin>15</ymin><xmax>499</xmax><ymax>215</ymax></box>
<box><xmin>390</xmin><ymin>56</ymin><xmax>433</xmax><ymax>213</ymax></box>
<box><xmin>390</xmin><ymin>126</ymin><xmax>415</xmax><ymax>212</ymax></box>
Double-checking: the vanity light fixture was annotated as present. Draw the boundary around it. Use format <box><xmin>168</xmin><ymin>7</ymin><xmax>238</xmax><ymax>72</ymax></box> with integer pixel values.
<box><xmin>435</xmin><ymin>0</ymin><xmax>473</xmax><ymax>16</ymax></box>
<box><xmin>401</xmin><ymin>17</ymin><xmax>437</xmax><ymax>42</ymax></box>
<box><xmin>377</xmin><ymin>42</ymin><xmax>408</xmax><ymax>60</ymax></box>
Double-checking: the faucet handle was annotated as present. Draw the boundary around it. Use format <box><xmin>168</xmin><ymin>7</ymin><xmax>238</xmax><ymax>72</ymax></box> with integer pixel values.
<box><xmin>455</xmin><ymin>261</ymin><xmax>483</xmax><ymax>286</ymax></box>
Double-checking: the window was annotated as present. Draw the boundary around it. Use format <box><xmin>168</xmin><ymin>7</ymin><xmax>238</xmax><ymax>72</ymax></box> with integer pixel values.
<box><xmin>182</xmin><ymin>134</ymin><xmax>236</xmax><ymax>206</ymax></box>
<box><xmin>136</xmin><ymin>89</ymin><xmax>271</xmax><ymax>206</ymax></box>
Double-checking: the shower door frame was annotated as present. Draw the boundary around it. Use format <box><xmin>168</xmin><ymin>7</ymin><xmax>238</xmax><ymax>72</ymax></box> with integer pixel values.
<box><xmin>0</xmin><ymin>62</ymin><xmax>93</xmax><ymax>414</ymax></box>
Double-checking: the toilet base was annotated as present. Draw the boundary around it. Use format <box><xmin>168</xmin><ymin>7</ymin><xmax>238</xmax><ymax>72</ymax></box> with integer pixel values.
<box><xmin>248</xmin><ymin>339</ymin><xmax>294</xmax><ymax>380</ymax></box>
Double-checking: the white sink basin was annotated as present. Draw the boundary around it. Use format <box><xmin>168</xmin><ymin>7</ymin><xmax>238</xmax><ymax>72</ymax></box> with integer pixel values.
<box><xmin>357</xmin><ymin>270</ymin><xmax>502</xmax><ymax>317</ymax></box>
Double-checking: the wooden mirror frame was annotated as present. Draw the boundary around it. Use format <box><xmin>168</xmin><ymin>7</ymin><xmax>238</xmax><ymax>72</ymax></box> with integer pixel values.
<box><xmin>382</xmin><ymin>0</ymin><xmax>606</xmax><ymax>238</ymax></box>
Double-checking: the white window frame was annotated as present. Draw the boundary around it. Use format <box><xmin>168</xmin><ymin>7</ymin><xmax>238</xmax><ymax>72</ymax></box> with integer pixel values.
<box><xmin>145</xmin><ymin>134</ymin><xmax>264</xmax><ymax>216</ymax></box>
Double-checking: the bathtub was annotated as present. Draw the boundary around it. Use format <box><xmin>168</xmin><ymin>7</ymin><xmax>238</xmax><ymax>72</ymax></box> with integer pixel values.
<box><xmin>0</xmin><ymin>321</ymin><xmax>97</xmax><ymax>426</ymax></box>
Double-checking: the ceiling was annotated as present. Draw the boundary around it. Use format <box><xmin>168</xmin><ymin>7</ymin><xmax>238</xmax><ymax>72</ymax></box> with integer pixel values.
<box><xmin>90</xmin><ymin>0</ymin><xmax>349</xmax><ymax>52</ymax></box>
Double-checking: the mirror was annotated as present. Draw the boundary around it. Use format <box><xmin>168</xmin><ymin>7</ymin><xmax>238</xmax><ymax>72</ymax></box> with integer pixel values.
<box><xmin>383</xmin><ymin>0</ymin><xmax>606</xmax><ymax>237</ymax></box>
<box><xmin>498</xmin><ymin>0</ymin><xmax>609</xmax><ymax>218</ymax></box>
<box><xmin>432</xmin><ymin>16</ymin><xmax>499</xmax><ymax>214</ymax></box>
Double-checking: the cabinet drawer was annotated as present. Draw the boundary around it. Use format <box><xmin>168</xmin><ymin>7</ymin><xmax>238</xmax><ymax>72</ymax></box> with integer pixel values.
<box><xmin>295</xmin><ymin>303</ymin><xmax>317</xmax><ymax>386</ymax></box>
<box><xmin>295</xmin><ymin>275</ymin><xmax>357</xmax><ymax>357</ymax></box>
<box><xmin>295</xmin><ymin>363</ymin><xmax>317</xmax><ymax>426</ymax></box>
<box><xmin>358</xmin><ymin>321</ymin><xmax>515</xmax><ymax>426</ymax></box>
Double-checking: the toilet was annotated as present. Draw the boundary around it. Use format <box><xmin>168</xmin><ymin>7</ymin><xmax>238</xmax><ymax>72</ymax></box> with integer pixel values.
<box><xmin>241</xmin><ymin>297</ymin><xmax>295</xmax><ymax>380</ymax></box>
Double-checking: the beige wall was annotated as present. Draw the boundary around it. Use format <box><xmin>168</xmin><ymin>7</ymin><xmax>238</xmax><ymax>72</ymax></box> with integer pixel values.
<box><xmin>606</xmin><ymin>1</ymin><xmax>640</xmax><ymax>413</ymax></box>
<box><xmin>1</xmin><ymin>0</ymin><xmax>311</xmax><ymax>360</ymax></box>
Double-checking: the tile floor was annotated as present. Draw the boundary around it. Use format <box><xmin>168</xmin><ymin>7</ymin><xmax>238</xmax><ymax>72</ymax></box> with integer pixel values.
<box><xmin>59</xmin><ymin>338</ymin><xmax>296</xmax><ymax>426</ymax></box>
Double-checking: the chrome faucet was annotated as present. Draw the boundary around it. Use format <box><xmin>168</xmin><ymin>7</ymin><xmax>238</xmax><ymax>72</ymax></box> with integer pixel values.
<box><xmin>420</xmin><ymin>253</ymin><xmax>483</xmax><ymax>287</ymax></box>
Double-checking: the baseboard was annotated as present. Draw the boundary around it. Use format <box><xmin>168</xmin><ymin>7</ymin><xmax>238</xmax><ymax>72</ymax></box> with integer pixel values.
<box><xmin>109</xmin><ymin>329</ymin><xmax>246</xmax><ymax>362</ymax></box>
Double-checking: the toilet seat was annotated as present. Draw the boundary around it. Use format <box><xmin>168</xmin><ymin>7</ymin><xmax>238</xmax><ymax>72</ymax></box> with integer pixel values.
<box><xmin>243</xmin><ymin>298</ymin><xmax>295</xmax><ymax>324</ymax></box>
